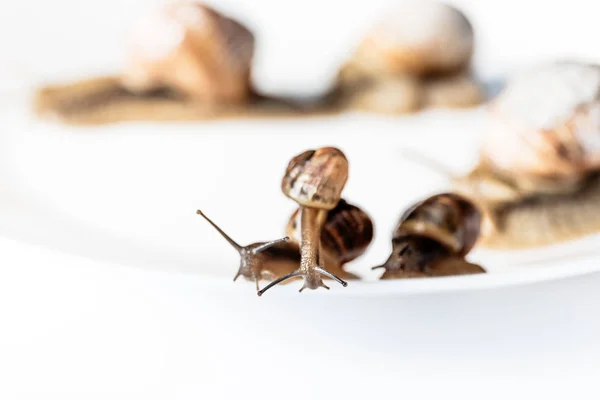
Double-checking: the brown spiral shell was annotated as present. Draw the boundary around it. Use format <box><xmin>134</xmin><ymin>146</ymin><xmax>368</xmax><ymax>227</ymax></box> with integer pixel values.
<box><xmin>286</xmin><ymin>199</ymin><xmax>374</xmax><ymax>266</ymax></box>
<box><xmin>122</xmin><ymin>1</ymin><xmax>255</xmax><ymax>103</ymax></box>
<box><xmin>394</xmin><ymin>193</ymin><xmax>481</xmax><ymax>256</ymax></box>
<box><xmin>481</xmin><ymin>62</ymin><xmax>600</xmax><ymax>185</ymax></box>
<box><xmin>281</xmin><ymin>147</ymin><xmax>349</xmax><ymax>210</ymax></box>
<box><xmin>349</xmin><ymin>1</ymin><xmax>474</xmax><ymax>77</ymax></box>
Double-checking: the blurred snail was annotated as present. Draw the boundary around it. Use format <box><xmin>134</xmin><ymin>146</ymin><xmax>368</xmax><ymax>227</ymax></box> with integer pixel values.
<box><xmin>449</xmin><ymin>61</ymin><xmax>600</xmax><ymax>249</ymax></box>
<box><xmin>286</xmin><ymin>199</ymin><xmax>374</xmax><ymax>281</ymax></box>
<box><xmin>196</xmin><ymin>210</ymin><xmax>299</xmax><ymax>290</ymax></box>
<box><xmin>373</xmin><ymin>193</ymin><xmax>485</xmax><ymax>279</ymax></box>
<box><xmin>333</xmin><ymin>0</ymin><xmax>484</xmax><ymax>114</ymax></box>
<box><xmin>34</xmin><ymin>1</ymin><xmax>319</xmax><ymax>125</ymax></box>
<box><xmin>257</xmin><ymin>147</ymin><xmax>350</xmax><ymax>295</ymax></box>
<box><xmin>401</xmin><ymin>62</ymin><xmax>600</xmax><ymax>249</ymax></box>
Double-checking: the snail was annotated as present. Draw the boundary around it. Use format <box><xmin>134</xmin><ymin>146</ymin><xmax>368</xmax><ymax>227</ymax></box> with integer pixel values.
<box><xmin>257</xmin><ymin>147</ymin><xmax>351</xmax><ymax>295</ymax></box>
<box><xmin>286</xmin><ymin>199</ymin><xmax>374</xmax><ymax>281</ymax></box>
<box><xmin>196</xmin><ymin>210</ymin><xmax>299</xmax><ymax>290</ymax></box>
<box><xmin>373</xmin><ymin>193</ymin><xmax>485</xmax><ymax>279</ymax></box>
<box><xmin>333</xmin><ymin>0</ymin><xmax>484</xmax><ymax>114</ymax></box>
<box><xmin>197</xmin><ymin>198</ymin><xmax>372</xmax><ymax>290</ymax></box>
<box><xmin>447</xmin><ymin>61</ymin><xmax>600</xmax><ymax>249</ymax></box>
<box><xmin>33</xmin><ymin>1</ymin><xmax>325</xmax><ymax>126</ymax></box>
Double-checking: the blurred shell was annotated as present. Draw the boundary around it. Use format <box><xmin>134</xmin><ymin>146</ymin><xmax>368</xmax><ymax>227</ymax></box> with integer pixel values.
<box><xmin>350</xmin><ymin>1</ymin><xmax>474</xmax><ymax>76</ymax></box>
<box><xmin>122</xmin><ymin>1</ymin><xmax>255</xmax><ymax>102</ymax></box>
<box><xmin>394</xmin><ymin>193</ymin><xmax>481</xmax><ymax>256</ymax></box>
<box><xmin>482</xmin><ymin>62</ymin><xmax>600</xmax><ymax>181</ymax></box>
<box><xmin>281</xmin><ymin>148</ymin><xmax>349</xmax><ymax>210</ymax></box>
<box><xmin>286</xmin><ymin>199</ymin><xmax>374</xmax><ymax>265</ymax></box>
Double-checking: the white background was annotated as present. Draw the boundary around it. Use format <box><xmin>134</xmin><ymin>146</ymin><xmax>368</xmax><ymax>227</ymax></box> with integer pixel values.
<box><xmin>2</xmin><ymin>0</ymin><xmax>600</xmax><ymax>399</ymax></box>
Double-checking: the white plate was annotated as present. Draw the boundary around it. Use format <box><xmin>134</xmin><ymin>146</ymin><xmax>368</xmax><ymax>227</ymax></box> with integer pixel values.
<box><xmin>2</xmin><ymin>101</ymin><xmax>600</xmax><ymax>296</ymax></box>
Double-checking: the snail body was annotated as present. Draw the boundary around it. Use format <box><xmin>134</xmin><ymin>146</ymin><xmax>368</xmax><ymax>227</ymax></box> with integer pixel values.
<box><xmin>286</xmin><ymin>199</ymin><xmax>374</xmax><ymax>280</ymax></box>
<box><xmin>373</xmin><ymin>193</ymin><xmax>485</xmax><ymax>279</ymax></box>
<box><xmin>456</xmin><ymin>172</ymin><xmax>600</xmax><ymax>249</ymax></box>
<box><xmin>452</xmin><ymin>62</ymin><xmax>600</xmax><ymax>248</ymax></box>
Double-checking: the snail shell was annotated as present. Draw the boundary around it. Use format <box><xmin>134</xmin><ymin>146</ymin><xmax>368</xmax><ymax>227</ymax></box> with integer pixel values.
<box><xmin>350</xmin><ymin>1</ymin><xmax>474</xmax><ymax>77</ymax></box>
<box><xmin>281</xmin><ymin>147</ymin><xmax>349</xmax><ymax>210</ymax></box>
<box><xmin>394</xmin><ymin>193</ymin><xmax>481</xmax><ymax>256</ymax></box>
<box><xmin>123</xmin><ymin>1</ymin><xmax>255</xmax><ymax>103</ymax></box>
<box><xmin>374</xmin><ymin>193</ymin><xmax>484</xmax><ymax>279</ymax></box>
<box><xmin>481</xmin><ymin>62</ymin><xmax>600</xmax><ymax>189</ymax></box>
<box><xmin>286</xmin><ymin>199</ymin><xmax>374</xmax><ymax>279</ymax></box>
<box><xmin>335</xmin><ymin>1</ymin><xmax>481</xmax><ymax>114</ymax></box>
